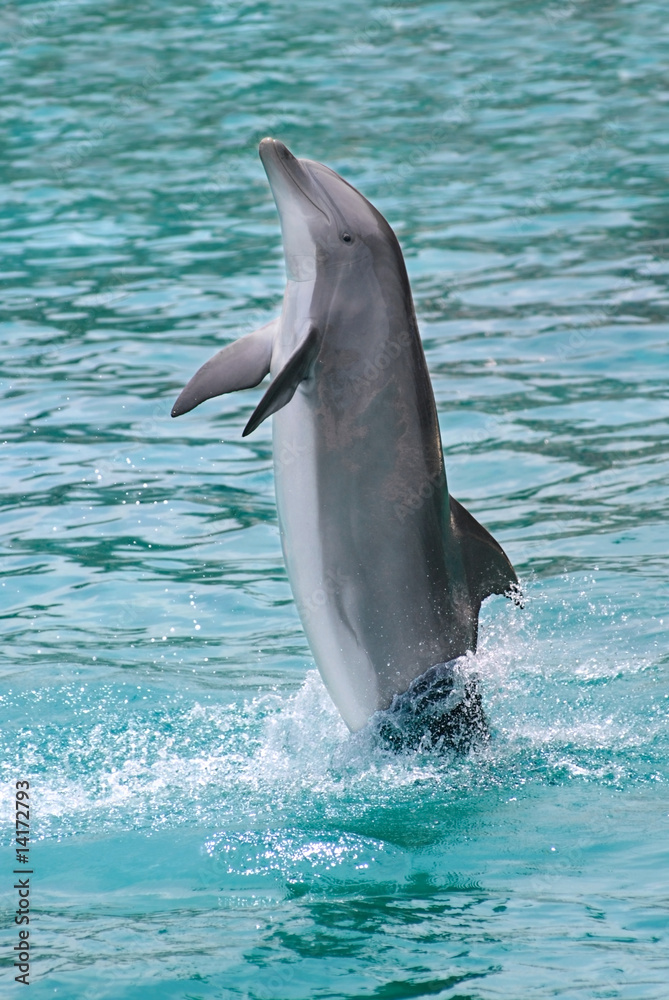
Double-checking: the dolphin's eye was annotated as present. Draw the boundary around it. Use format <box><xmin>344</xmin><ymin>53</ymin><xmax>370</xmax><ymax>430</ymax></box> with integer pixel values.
<box><xmin>341</xmin><ymin>232</ymin><xmax>353</xmax><ymax>244</ymax></box>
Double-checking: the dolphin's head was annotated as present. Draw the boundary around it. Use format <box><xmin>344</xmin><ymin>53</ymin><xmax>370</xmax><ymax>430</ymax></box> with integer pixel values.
<box><xmin>259</xmin><ymin>138</ymin><xmax>399</xmax><ymax>282</ymax></box>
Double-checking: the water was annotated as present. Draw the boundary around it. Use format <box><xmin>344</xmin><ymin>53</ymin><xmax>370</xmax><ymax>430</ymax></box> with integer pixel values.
<box><xmin>1</xmin><ymin>1</ymin><xmax>668</xmax><ymax>996</ymax></box>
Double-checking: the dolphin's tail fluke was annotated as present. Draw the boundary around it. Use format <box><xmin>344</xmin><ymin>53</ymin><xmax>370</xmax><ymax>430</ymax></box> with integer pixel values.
<box><xmin>372</xmin><ymin>658</ymin><xmax>489</xmax><ymax>754</ymax></box>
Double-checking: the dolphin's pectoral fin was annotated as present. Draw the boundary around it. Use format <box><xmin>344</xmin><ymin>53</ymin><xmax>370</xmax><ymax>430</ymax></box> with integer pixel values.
<box><xmin>242</xmin><ymin>326</ymin><xmax>320</xmax><ymax>437</ymax></box>
<box><xmin>450</xmin><ymin>496</ymin><xmax>521</xmax><ymax>610</ymax></box>
<box><xmin>171</xmin><ymin>318</ymin><xmax>278</xmax><ymax>417</ymax></box>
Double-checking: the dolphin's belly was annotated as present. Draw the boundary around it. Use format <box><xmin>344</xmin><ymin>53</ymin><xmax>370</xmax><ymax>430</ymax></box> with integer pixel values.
<box><xmin>273</xmin><ymin>395</ymin><xmax>378</xmax><ymax>730</ymax></box>
<box><xmin>273</xmin><ymin>376</ymin><xmax>475</xmax><ymax>732</ymax></box>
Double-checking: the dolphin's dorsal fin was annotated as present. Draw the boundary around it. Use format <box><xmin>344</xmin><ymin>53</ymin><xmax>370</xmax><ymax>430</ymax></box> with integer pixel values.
<box><xmin>450</xmin><ymin>495</ymin><xmax>520</xmax><ymax>610</ymax></box>
<box><xmin>171</xmin><ymin>319</ymin><xmax>278</xmax><ymax>417</ymax></box>
<box><xmin>243</xmin><ymin>326</ymin><xmax>319</xmax><ymax>436</ymax></box>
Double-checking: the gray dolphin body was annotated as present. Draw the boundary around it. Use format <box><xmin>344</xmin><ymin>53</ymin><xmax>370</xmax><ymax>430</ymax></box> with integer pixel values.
<box><xmin>172</xmin><ymin>139</ymin><xmax>518</xmax><ymax>738</ymax></box>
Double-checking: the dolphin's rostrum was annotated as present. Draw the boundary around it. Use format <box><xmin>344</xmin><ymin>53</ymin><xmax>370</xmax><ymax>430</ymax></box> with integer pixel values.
<box><xmin>172</xmin><ymin>139</ymin><xmax>519</xmax><ymax>748</ymax></box>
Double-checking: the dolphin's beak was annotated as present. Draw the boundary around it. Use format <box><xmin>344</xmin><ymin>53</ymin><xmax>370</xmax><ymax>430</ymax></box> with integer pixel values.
<box><xmin>258</xmin><ymin>138</ymin><xmax>332</xmax><ymax>280</ymax></box>
<box><xmin>259</xmin><ymin>137</ymin><xmax>330</xmax><ymax>222</ymax></box>
<box><xmin>259</xmin><ymin>137</ymin><xmax>297</xmax><ymax>170</ymax></box>
<box><xmin>259</xmin><ymin>137</ymin><xmax>303</xmax><ymax>198</ymax></box>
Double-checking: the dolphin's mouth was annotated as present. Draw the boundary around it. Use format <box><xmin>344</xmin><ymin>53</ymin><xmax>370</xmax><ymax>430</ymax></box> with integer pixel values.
<box><xmin>259</xmin><ymin>137</ymin><xmax>332</xmax><ymax>224</ymax></box>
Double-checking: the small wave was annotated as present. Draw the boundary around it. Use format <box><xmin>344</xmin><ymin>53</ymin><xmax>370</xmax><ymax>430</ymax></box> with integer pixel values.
<box><xmin>1</xmin><ymin>579</ymin><xmax>666</xmax><ymax>851</ymax></box>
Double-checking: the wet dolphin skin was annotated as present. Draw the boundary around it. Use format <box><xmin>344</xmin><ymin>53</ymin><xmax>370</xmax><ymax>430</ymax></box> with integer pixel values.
<box><xmin>172</xmin><ymin>139</ymin><xmax>519</xmax><ymax>745</ymax></box>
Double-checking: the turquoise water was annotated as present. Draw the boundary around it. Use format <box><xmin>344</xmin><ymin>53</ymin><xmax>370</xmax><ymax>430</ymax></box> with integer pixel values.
<box><xmin>1</xmin><ymin>1</ymin><xmax>668</xmax><ymax>996</ymax></box>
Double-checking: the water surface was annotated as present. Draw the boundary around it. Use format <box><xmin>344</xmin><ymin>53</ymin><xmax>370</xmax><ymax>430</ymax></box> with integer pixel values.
<box><xmin>1</xmin><ymin>1</ymin><xmax>668</xmax><ymax>997</ymax></box>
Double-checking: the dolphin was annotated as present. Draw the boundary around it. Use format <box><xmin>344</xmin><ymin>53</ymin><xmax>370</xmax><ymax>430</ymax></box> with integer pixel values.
<box><xmin>172</xmin><ymin>138</ymin><xmax>519</xmax><ymax>745</ymax></box>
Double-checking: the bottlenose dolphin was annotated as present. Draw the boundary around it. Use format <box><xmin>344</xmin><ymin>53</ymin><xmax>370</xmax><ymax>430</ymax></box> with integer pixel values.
<box><xmin>172</xmin><ymin>138</ymin><xmax>518</xmax><ymax>746</ymax></box>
